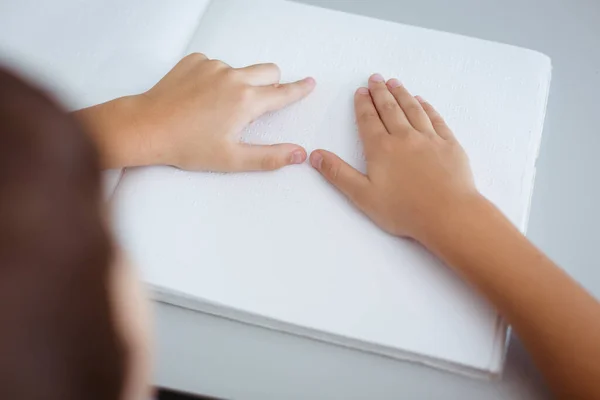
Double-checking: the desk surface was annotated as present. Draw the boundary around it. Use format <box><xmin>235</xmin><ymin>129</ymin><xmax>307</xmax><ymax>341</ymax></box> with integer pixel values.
<box><xmin>154</xmin><ymin>1</ymin><xmax>600</xmax><ymax>399</ymax></box>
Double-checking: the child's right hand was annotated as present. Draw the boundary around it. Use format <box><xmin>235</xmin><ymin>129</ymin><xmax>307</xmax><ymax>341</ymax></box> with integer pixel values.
<box><xmin>135</xmin><ymin>53</ymin><xmax>315</xmax><ymax>171</ymax></box>
<box><xmin>310</xmin><ymin>74</ymin><xmax>482</xmax><ymax>242</ymax></box>
<box><xmin>77</xmin><ymin>53</ymin><xmax>315</xmax><ymax>171</ymax></box>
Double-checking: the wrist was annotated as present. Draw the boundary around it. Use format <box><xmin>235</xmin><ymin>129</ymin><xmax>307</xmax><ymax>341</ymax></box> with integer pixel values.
<box><xmin>417</xmin><ymin>190</ymin><xmax>532</xmax><ymax>282</ymax></box>
<box><xmin>416</xmin><ymin>191</ymin><xmax>495</xmax><ymax>255</ymax></box>
<box><xmin>74</xmin><ymin>95</ymin><xmax>158</xmax><ymax>169</ymax></box>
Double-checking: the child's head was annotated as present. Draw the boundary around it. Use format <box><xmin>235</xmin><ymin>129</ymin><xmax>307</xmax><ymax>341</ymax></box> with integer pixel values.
<box><xmin>0</xmin><ymin>68</ymin><xmax>151</xmax><ymax>400</ymax></box>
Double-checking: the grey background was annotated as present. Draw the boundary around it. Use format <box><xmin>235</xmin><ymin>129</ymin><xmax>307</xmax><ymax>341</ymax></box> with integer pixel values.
<box><xmin>155</xmin><ymin>0</ymin><xmax>600</xmax><ymax>398</ymax></box>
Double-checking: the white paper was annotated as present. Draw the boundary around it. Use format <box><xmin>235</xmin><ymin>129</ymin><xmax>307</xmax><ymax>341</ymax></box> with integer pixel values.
<box><xmin>0</xmin><ymin>0</ymin><xmax>212</xmax><ymax>194</ymax></box>
<box><xmin>113</xmin><ymin>0</ymin><xmax>551</xmax><ymax>375</ymax></box>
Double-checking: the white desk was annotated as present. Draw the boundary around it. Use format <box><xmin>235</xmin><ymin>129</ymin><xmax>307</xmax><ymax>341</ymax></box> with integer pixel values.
<box><xmin>154</xmin><ymin>0</ymin><xmax>600</xmax><ymax>399</ymax></box>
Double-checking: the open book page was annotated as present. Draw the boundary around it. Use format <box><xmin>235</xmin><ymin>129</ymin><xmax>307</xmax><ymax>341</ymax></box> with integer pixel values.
<box><xmin>0</xmin><ymin>0</ymin><xmax>213</xmax><ymax>194</ymax></box>
<box><xmin>112</xmin><ymin>0</ymin><xmax>550</xmax><ymax>373</ymax></box>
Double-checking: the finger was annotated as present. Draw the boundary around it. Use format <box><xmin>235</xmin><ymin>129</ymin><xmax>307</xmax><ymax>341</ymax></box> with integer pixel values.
<box><xmin>237</xmin><ymin>63</ymin><xmax>281</xmax><ymax>86</ymax></box>
<box><xmin>354</xmin><ymin>87</ymin><xmax>388</xmax><ymax>151</ymax></box>
<box><xmin>387</xmin><ymin>79</ymin><xmax>434</xmax><ymax>134</ymax></box>
<box><xmin>367</xmin><ymin>73</ymin><xmax>411</xmax><ymax>135</ymax></box>
<box><xmin>255</xmin><ymin>77</ymin><xmax>316</xmax><ymax>114</ymax></box>
<box><xmin>231</xmin><ymin>143</ymin><xmax>306</xmax><ymax>172</ymax></box>
<box><xmin>415</xmin><ymin>96</ymin><xmax>455</xmax><ymax>140</ymax></box>
<box><xmin>310</xmin><ymin>150</ymin><xmax>370</xmax><ymax>210</ymax></box>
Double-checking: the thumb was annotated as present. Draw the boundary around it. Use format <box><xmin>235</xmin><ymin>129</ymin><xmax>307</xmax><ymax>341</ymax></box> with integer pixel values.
<box><xmin>232</xmin><ymin>143</ymin><xmax>306</xmax><ymax>172</ymax></box>
<box><xmin>310</xmin><ymin>150</ymin><xmax>370</xmax><ymax>208</ymax></box>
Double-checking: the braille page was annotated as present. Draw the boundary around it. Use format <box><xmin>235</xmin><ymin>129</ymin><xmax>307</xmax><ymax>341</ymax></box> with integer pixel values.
<box><xmin>0</xmin><ymin>0</ymin><xmax>212</xmax><ymax>194</ymax></box>
<box><xmin>113</xmin><ymin>0</ymin><xmax>551</xmax><ymax>375</ymax></box>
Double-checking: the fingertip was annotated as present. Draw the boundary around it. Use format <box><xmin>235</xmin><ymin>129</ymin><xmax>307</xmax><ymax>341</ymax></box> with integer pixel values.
<box><xmin>291</xmin><ymin>77</ymin><xmax>315</xmax><ymax>92</ymax></box>
<box><xmin>261</xmin><ymin>77</ymin><xmax>315</xmax><ymax>113</ymax></box>
<box><xmin>387</xmin><ymin>78</ymin><xmax>402</xmax><ymax>89</ymax></box>
<box><xmin>369</xmin><ymin>73</ymin><xmax>385</xmax><ymax>83</ymax></box>
<box><xmin>235</xmin><ymin>143</ymin><xmax>307</xmax><ymax>171</ymax></box>
<box><xmin>266</xmin><ymin>62</ymin><xmax>281</xmax><ymax>71</ymax></box>
<box><xmin>301</xmin><ymin>77</ymin><xmax>316</xmax><ymax>96</ymax></box>
<box><xmin>303</xmin><ymin>76</ymin><xmax>316</xmax><ymax>87</ymax></box>
<box><xmin>309</xmin><ymin>150</ymin><xmax>323</xmax><ymax>169</ymax></box>
<box><xmin>290</xmin><ymin>148</ymin><xmax>307</xmax><ymax>165</ymax></box>
<box><xmin>356</xmin><ymin>87</ymin><xmax>370</xmax><ymax>96</ymax></box>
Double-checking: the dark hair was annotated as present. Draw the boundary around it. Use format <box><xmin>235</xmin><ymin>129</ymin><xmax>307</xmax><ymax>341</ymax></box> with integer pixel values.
<box><xmin>0</xmin><ymin>68</ymin><xmax>126</xmax><ymax>399</ymax></box>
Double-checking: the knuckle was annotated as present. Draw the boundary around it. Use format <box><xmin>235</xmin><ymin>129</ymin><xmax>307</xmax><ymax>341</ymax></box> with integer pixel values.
<box><xmin>402</xmin><ymin>101</ymin><xmax>423</xmax><ymax>114</ymax></box>
<box><xmin>185</xmin><ymin>52</ymin><xmax>206</xmax><ymax>61</ymax></box>
<box><xmin>224</xmin><ymin>67</ymin><xmax>240</xmax><ymax>81</ymax></box>
<box><xmin>206</xmin><ymin>59</ymin><xmax>227</xmax><ymax>70</ymax></box>
<box><xmin>430</xmin><ymin>114</ymin><xmax>446</xmax><ymax>126</ymax></box>
<box><xmin>358</xmin><ymin>109</ymin><xmax>379</xmax><ymax>121</ymax></box>
<box><xmin>184</xmin><ymin>52</ymin><xmax>207</xmax><ymax>63</ymax></box>
<box><xmin>277</xmin><ymin>82</ymin><xmax>296</xmax><ymax>96</ymax></box>
<box><xmin>261</xmin><ymin>154</ymin><xmax>282</xmax><ymax>171</ymax></box>
<box><xmin>420</xmin><ymin>101</ymin><xmax>433</xmax><ymax>112</ymax></box>
<box><xmin>380</xmin><ymin>100</ymin><xmax>398</xmax><ymax>112</ymax></box>
<box><xmin>323</xmin><ymin>158</ymin><xmax>340</xmax><ymax>180</ymax></box>
<box><xmin>274</xmin><ymin>82</ymin><xmax>288</xmax><ymax>94</ymax></box>
<box><xmin>449</xmin><ymin>140</ymin><xmax>464</xmax><ymax>151</ymax></box>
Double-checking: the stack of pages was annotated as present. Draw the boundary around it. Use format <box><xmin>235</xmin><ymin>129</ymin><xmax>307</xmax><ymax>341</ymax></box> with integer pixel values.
<box><xmin>0</xmin><ymin>0</ymin><xmax>551</xmax><ymax>378</ymax></box>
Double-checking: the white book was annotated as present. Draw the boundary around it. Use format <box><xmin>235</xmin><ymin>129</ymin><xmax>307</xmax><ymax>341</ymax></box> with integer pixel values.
<box><xmin>0</xmin><ymin>0</ymin><xmax>551</xmax><ymax>378</ymax></box>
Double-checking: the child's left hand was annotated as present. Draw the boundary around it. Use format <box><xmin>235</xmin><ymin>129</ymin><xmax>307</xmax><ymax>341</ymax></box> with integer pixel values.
<box><xmin>76</xmin><ymin>53</ymin><xmax>316</xmax><ymax>171</ymax></box>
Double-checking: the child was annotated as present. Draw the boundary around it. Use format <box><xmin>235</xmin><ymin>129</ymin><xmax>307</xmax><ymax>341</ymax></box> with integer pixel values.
<box><xmin>1</xmin><ymin>54</ymin><xmax>599</xmax><ymax>399</ymax></box>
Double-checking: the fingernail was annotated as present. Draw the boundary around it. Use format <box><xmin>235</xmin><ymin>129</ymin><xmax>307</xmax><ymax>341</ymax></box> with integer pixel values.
<box><xmin>304</xmin><ymin>77</ymin><xmax>316</xmax><ymax>86</ymax></box>
<box><xmin>387</xmin><ymin>78</ymin><xmax>402</xmax><ymax>88</ymax></box>
<box><xmin>415</xmin><ymin>95</ymin><xmax>425</xmax><ymax>104</ymax></box>
<box><xmin>310</xmin><ymin>152</ymin><xmax>323</xmax><ymax>169</ymax></box>
<box><xmin>356</xmin><ymin>87</ymin><xmax>369</xmax><ymax>95</ymax></box>
<box><xmin>291</xmin><ymin>150</ymin><xmax>305</xmax><ymax>165</ymax></box>
<box><xmin>370</xmin><ymin>73</ymin><xmax>385</xmax><ymax>83</ymax></box>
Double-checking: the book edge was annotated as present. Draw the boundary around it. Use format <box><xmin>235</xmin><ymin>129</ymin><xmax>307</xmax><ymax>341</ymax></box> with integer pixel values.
<box><xmin>150</xmin><ymin>284</ymin><xmax>499</xmax><ymax>379</ymax></box>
